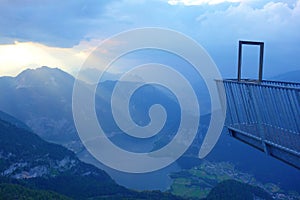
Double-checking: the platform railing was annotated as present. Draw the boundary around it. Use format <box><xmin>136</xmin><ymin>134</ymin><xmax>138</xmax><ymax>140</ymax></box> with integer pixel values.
<box><xmin>217</xmin><ymin>78</ymin><xmax>300</xmax><ymax>168</ymax></box>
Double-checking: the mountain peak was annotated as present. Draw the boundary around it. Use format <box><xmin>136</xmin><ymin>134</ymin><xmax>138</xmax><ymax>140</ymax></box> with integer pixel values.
<box><xmin>17</xmin><ymin>66</ymin><xmax>71</xmax><ymax>79</ymax></box>
<box><xmin>15</xmin><ymin>66</ymin><xmax>74</xmax><ymax>89</ymax></box>
<box><xmin>271</xmin><ymin>70</ymin><xmax>300</xmax><ymax>82</ymax></box>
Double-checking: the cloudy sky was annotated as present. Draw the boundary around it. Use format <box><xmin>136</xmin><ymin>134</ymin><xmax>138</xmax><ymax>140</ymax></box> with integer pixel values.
<box><xmin>0</xmin><ymin>0</ymin><xmax>299</xmax><ymax>78</ymax></box>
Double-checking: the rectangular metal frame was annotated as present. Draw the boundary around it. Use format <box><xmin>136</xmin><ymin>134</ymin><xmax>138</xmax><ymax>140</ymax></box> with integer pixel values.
<box><xmin>238</xmin><ymin>40</ymin><xmax>264</xmax><ymax>82</ymax></box>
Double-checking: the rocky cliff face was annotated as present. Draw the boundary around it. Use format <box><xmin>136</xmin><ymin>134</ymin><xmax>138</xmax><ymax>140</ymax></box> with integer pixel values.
<box><xmin>0</xmin><ymin>117</ymin><xmax>126</xmax><ymax>198</ymax></box>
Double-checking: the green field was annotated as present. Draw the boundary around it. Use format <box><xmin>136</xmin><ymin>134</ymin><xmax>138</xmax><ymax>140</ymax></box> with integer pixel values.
<box><xmin>168</xmin><ymin>160</ymin><xmax>299</xmax><ymax>200</ymax></box>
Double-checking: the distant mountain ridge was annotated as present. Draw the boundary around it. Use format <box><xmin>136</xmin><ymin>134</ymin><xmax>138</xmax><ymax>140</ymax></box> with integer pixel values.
<box><xmin>0</xmin><ymin>66</ymin><xmax>182</xmax><ymax>152</ymax></box>
<box><xmin>270</xmin><ymin>70</ymin><xmax>300</xmax><ymax>82</ymax></box>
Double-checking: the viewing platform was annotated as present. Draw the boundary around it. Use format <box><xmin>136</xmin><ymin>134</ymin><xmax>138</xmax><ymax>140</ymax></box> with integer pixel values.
<box><xmin>218</xmin><ymin>41</ymin><xmax>300</xmax><ymax>169</ymax></box>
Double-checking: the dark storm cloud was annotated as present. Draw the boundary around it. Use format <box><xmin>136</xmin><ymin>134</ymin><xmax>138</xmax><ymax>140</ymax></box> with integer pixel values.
<box><xmin>0</xmin><ymin>0</ymin><xmax>110</xmax><ymax>47</ymax></box>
